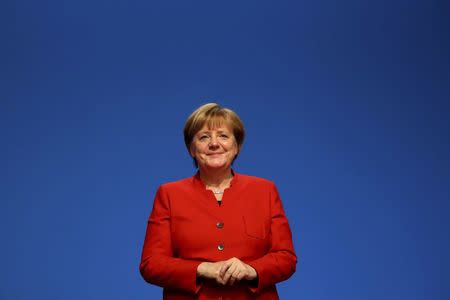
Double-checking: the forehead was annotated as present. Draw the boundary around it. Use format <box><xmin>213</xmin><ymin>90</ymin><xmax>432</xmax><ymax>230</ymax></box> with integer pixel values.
<box><xmin>197</xmin><ymin>124</ymin><xmax>233</xmax><ymax>134</ymax></box>
<box><xmin>197</xmin><ymin>117</ymin><xmax>233</xmax><ymax>133</ymax></box>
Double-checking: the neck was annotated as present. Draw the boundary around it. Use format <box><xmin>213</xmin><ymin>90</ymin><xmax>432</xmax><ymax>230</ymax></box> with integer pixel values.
<box><xmin>199</xmin><ymin>167</ymin><xmax>233</xmax><ymax>188</ymax></box>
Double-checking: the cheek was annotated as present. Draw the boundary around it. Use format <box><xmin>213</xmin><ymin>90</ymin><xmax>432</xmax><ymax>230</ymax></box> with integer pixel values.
<box><xmin>231</xmin><ymin>144</ymin><xmax>239</xmax><ymax>155</ymax></box>
<box><xmin>190</xmin><ymin>145</ymin><xmax>201</xmax><ymax>158</ymax></box>
<box><xmin>193</xmin><ymin>147</ymin><xmax>207</xmax><ymax>158</ymax></box>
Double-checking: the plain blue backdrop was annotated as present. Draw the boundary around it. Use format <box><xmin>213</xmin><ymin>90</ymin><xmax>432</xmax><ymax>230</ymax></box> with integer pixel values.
<box><xmin>2</xmin><ymin>0</ymin><xmax>449</xmax><ymax>299</ymax></box>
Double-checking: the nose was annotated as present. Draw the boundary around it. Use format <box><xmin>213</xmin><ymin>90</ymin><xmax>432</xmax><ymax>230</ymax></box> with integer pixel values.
<box><xmin>209</xmin><ymin>136</ymin><xmax>219</xmax><ymax>147</ymax></box>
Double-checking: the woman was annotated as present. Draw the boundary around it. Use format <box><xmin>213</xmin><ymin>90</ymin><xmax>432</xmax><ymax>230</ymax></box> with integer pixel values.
<box><xmin>140</xmin><ymin>103</ymin><xmax>297</xmax><ymax>299</ymax></box>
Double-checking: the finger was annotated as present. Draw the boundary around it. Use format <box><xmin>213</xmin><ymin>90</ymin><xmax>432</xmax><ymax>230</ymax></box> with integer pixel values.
<box><xmin>215</xmin><ymin>263</ymin><xmax>227</xmax><ymax>285</ymax></box>
<box><xmin>219</xmin><ymin>261</ymin><xmax>232</xmax><ymax>277</ymax></box>
<box><xmin>216</xmin><ymin>276</ymin><xmax>226</xmax><ymax>285</ymax></box>
<box><xmin>236</xmin><ymin>270</ymin><xmax>245</xmax><ymax>281</ymax></box>
<box><xmin>243</xmin><ymin>263</ymin><xmax>257</xmax><ymax>280</ymax></box>
<box><xmin>229</xmin><ymin>270</ymin><xmax>241</xmax><ymax>285</ymax></box>
<box><xmin>222</xmin><ymin>263</ymin><xmax>238</xmax><ymax>284</ymax></box>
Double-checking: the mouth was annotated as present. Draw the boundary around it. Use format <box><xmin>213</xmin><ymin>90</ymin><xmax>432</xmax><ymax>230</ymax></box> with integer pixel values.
<box><xmin>207</xmin><ymin>153</ymin><xmax>224</xmax><ymax>156</ymax></box>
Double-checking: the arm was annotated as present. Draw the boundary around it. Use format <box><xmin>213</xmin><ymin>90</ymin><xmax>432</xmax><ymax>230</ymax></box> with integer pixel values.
<box><xmin>245</xmin><ymin>182</ymin><xmax>297</xmax><ymax>292</ymax></box>
<box><xmin>139</xmin><ymin>185</ymin><xmax>202</xmax><ymax>294</ymax></box>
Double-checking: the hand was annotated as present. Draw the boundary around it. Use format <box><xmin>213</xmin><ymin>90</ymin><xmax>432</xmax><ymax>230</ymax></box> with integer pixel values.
<box><xmin>197</xmin><ymin>261</ymin><xmax>227</xmax><ymax>285</ymax></box>
<box><xmin>218</xmin><ymin>257</ymin><xmax>257</xmax><ymax>285</ymax></box>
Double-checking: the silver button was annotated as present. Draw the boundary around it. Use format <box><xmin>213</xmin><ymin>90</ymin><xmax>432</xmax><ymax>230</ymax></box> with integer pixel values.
<box><xmin>217</xmin><ymin>243</ymin><xmax>224</xmax><ymax>251</ymax></box>
<box><xmin>216</xmin><ymin>221</ymin><xmax>224</xmax><ymax>229</ymax></box>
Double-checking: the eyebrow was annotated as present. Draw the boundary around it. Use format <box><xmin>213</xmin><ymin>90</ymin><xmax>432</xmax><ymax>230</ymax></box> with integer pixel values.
<box><xmin>197</xmin><ymin>131</ymin><xmax>210</xmax><ymax>135</ymax></box>
<box><xmin>197</xmin><ymin>129</ymin><xmax>230</xmax><ymax>135</ymax></box>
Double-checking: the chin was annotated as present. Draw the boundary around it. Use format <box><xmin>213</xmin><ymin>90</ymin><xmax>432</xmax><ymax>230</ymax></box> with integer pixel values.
<box><xmin>205</xmin><ymin>164</ymin><xmax>227</xmax><ymax>169</ymax></box>
<box><xmin>203</xmin><ymin>161</ymin><xmax>229</xmax><ymax>169</ymax></box>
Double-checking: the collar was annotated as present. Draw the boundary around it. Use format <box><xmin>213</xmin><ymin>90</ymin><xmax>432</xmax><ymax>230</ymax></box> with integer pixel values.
<box><xmin>192</xmin><ymin>169</ymin><xmax>240</xmax><ymax>190</ymax></box>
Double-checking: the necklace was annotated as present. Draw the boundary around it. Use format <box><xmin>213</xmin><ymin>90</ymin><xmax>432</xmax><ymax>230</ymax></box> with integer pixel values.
<box><xmin>206</xmin><ymin>185</ymin><xmax>225</xmax><ymax>194</ymax></box>
<box><xmin>204</xmin><ymin>176</ymin><xmax>232</xmax><ymax>195</ymax></box>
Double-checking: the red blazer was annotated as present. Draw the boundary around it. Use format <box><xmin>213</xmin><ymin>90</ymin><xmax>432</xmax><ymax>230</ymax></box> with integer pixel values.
<box><xmin>140</xmin><ymin>171</ymin><xmax>297</xmax><ymax>299</ymax></box>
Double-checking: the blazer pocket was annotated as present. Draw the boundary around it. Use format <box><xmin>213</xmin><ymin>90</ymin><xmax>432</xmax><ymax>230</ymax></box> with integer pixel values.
<box><xmin>243</xmin><ymin>216</ymin><xmax>266</xmax><ymax>240</ymax></box>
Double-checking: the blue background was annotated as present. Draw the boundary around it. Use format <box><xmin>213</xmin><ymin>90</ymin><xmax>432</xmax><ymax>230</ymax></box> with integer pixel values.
<box><xmin>2</xmin><ymin>0</ymin><xmax>449</xmax><ymax>299</ymax></box>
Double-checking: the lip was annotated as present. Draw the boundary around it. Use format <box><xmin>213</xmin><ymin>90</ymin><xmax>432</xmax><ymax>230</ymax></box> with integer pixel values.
<box><xmin>206</xmin><ymin>153</ymin><xmax>224</xmax><ymax>156</ymax></box>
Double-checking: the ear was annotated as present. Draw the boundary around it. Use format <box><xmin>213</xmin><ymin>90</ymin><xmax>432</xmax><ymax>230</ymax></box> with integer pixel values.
<box><xmin>189</xmin><ymin>143</ymin><xmax>196</xmax><ymax>158</ymax></box>
<box><xmin>233</xmin><ymin>144</ymin><xmax>240</xmax><ymax>158</ymax></box>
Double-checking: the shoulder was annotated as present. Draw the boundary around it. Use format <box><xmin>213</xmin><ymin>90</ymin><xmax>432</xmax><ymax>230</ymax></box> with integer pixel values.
<box><xmin>159</xmin><ymin>176</ymin><xmax>194</xmax><ymax>192</ymax></box>
<box><xmin>236</xmin><ymin>173</ymin><xmax>277</xmax><ymax>189</ymax></box>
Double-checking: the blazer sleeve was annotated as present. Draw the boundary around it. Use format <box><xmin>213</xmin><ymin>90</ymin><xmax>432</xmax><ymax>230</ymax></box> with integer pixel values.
<box><xmin>246</xmin><ymin>182</ymin><xmax>297</xmax><ymax>293</ymax></box>
<box><xmin>139</xmin><ymin>185</ymin><xmax>202</xmax><ymax>294</ymax></box>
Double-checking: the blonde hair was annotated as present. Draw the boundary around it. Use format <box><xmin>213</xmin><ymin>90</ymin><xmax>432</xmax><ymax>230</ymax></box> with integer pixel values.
<box><xmin>183</xmin><ymin>103</ymin><xmax>245</xmax><ymax>167</ymax></box>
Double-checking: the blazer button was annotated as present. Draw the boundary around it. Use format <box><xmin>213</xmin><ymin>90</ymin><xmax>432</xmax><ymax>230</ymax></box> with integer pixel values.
<box><xmin>217</xmin><ymin>243</ymin><xmax>224</xmax><ymax>251</ymax></box>
<box><xmin>216</xmin><ymin>221</ymin><xmax>224</xmax><ymax>229</ymax></box>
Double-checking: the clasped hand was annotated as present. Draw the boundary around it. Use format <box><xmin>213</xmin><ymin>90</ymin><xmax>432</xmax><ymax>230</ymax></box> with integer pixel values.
<box><xmin>197</xmin><ymin>257</ymin><xmax>257</xmax><ymax>285</ymax></box>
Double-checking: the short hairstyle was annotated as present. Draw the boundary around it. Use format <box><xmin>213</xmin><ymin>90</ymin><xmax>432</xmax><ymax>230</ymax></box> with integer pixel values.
<box><xmin>183</xmin><ymin>103</ymin><xmax>245</xmax><ymax>168</ymax></box>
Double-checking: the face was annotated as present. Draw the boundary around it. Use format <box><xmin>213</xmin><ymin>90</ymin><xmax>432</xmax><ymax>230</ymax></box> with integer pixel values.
<box><xmin>190</xmin><ymin>123</ymin><xmax>239</xmax><ymax>171</ymax></box>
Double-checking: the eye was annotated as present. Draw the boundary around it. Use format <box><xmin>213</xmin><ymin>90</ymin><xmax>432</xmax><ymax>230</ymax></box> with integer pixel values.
<box><xmin>219</xmin><ymin>134</ymin><xmax>229</xmax><ymax>139</ymax></box>
<box><xmin>198</xmin><ymin>135</ymin><xmax>209</xmax><ymax>141</ymax></box>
